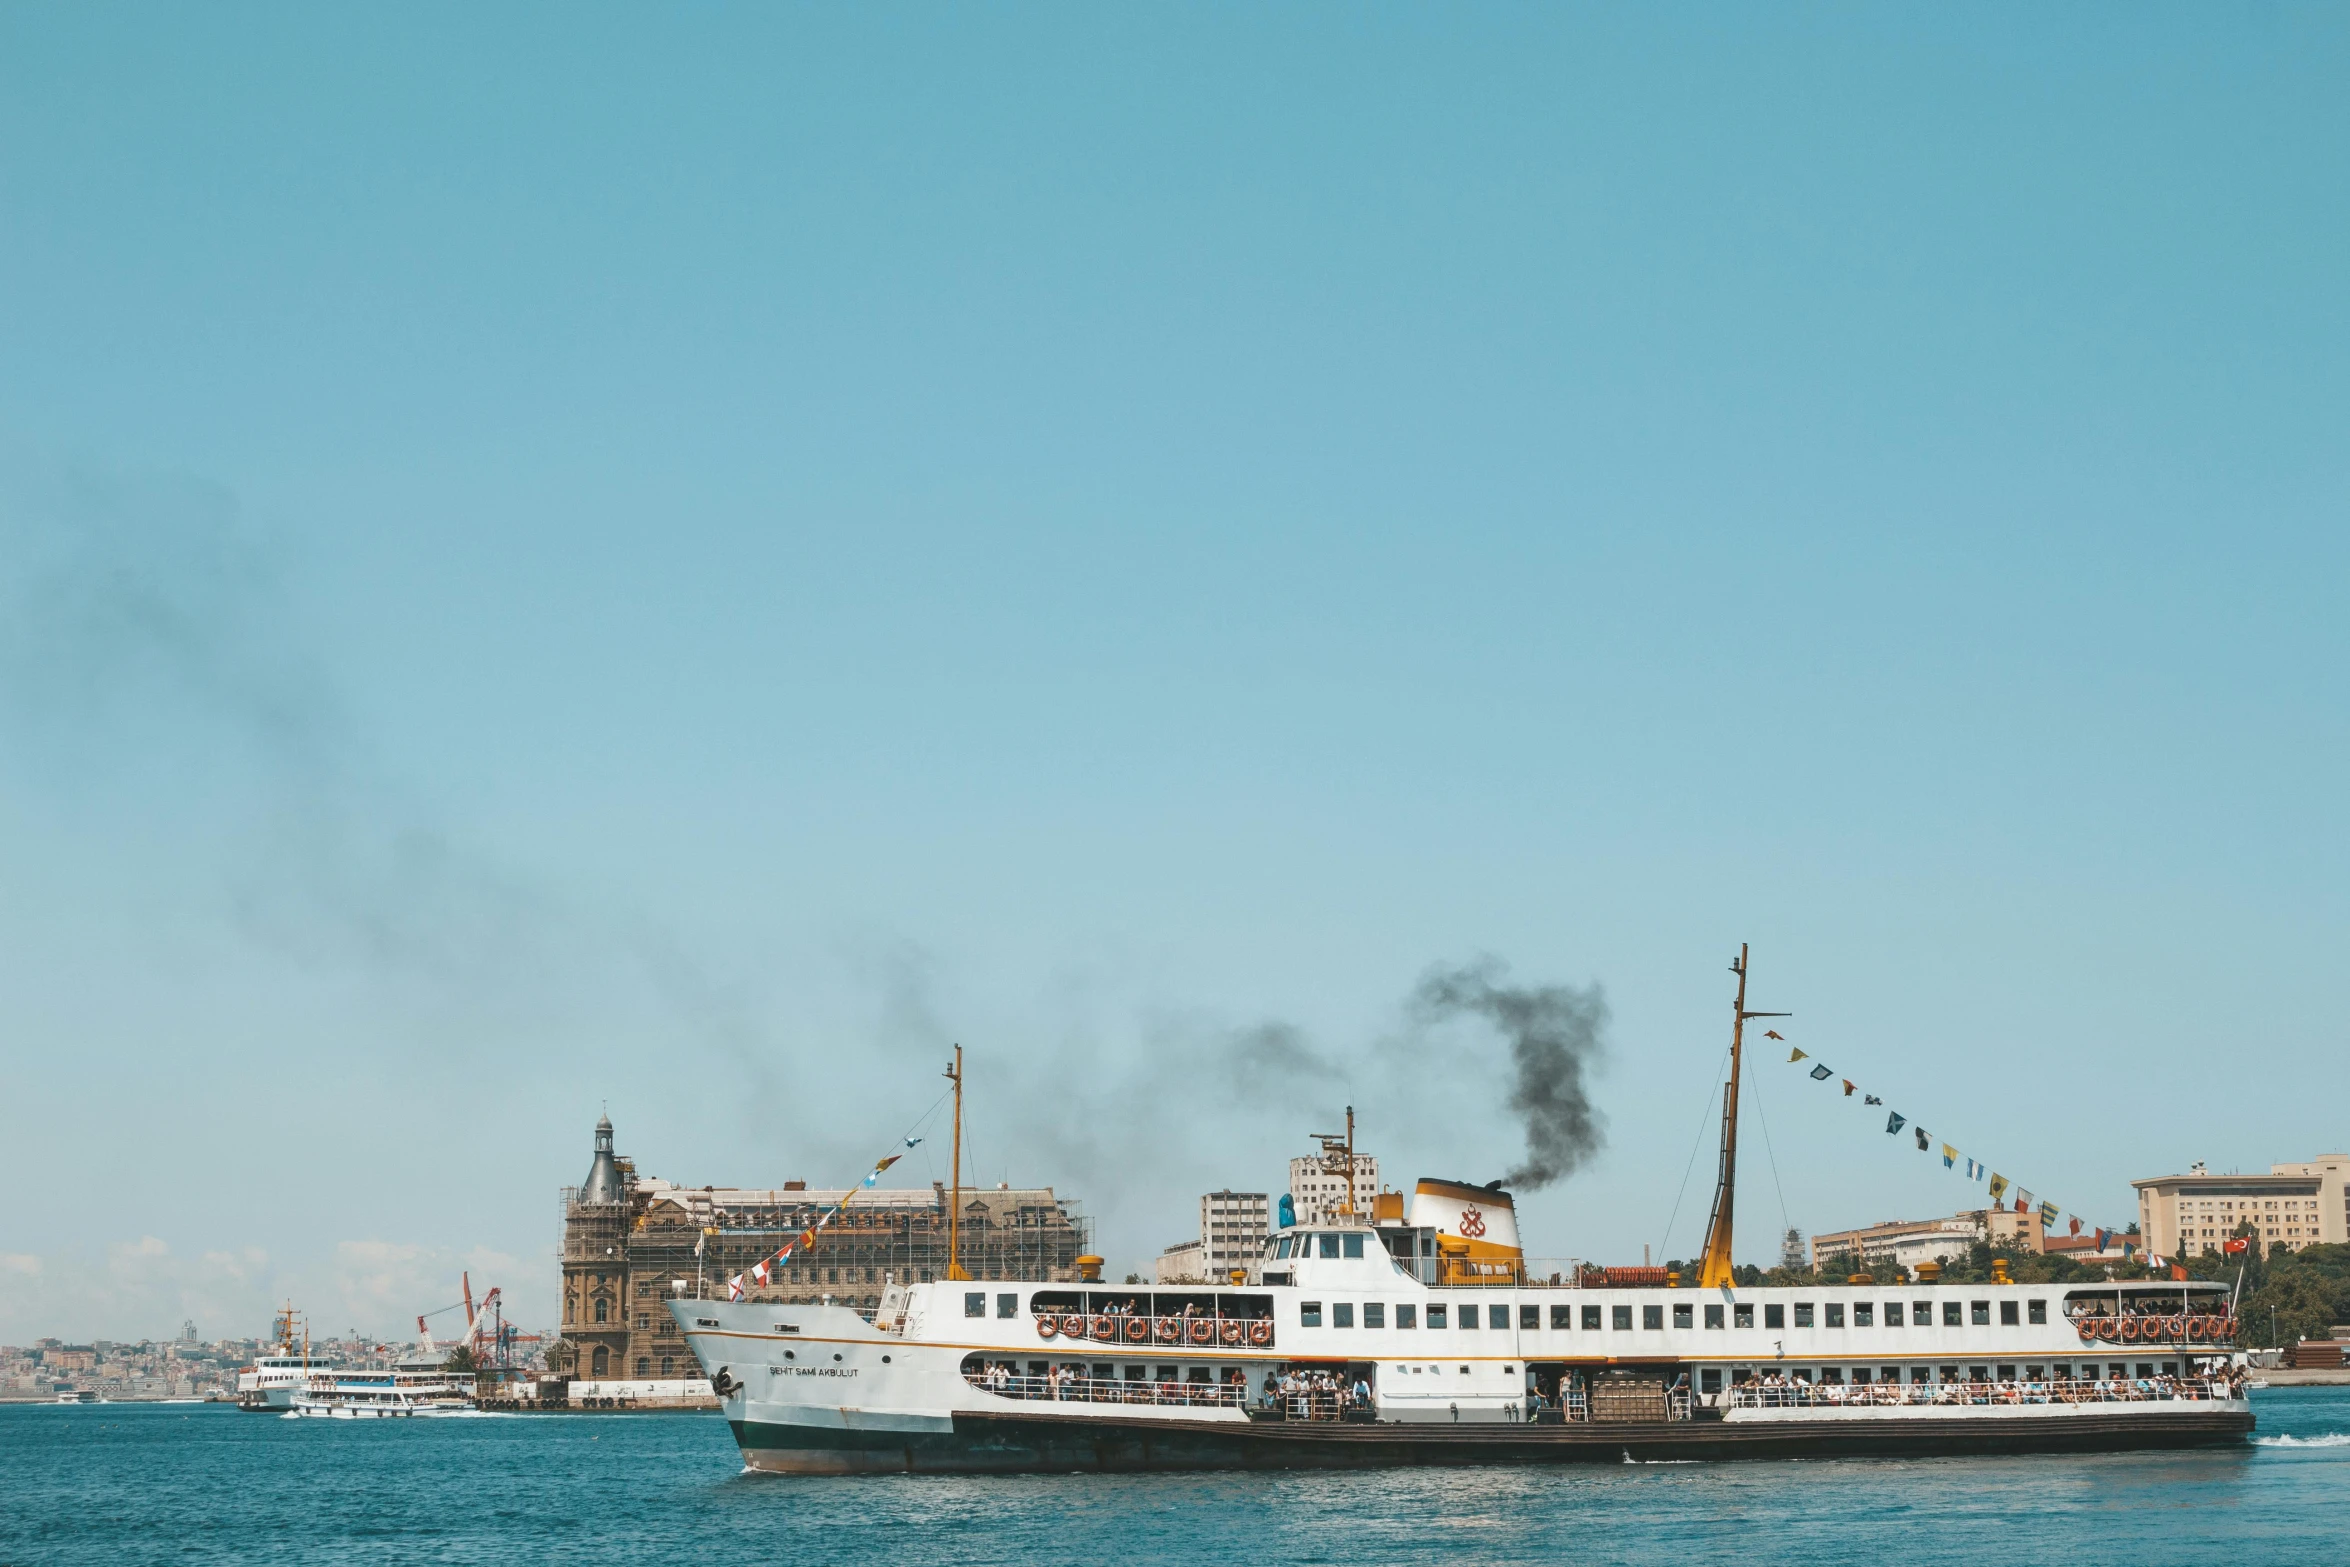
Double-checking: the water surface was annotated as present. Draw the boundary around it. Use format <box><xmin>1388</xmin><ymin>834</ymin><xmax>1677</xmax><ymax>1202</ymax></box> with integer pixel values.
<box><xmin>4</xmin><ymin>1389</ymin><xmax>2343</xmax><ymax>1564</ymax></box>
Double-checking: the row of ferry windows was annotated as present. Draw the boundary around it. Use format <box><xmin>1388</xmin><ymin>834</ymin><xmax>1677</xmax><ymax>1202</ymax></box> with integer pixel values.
<box><xmin>1296</xmin><ymin>1298</ymin><xmax>2052</xmax><ymax>1329</ymax></box>
<box><xmin>1274</xmin><ymin>1233</ymin><xmax>1368</xmax><ymax>1260</ymax></box>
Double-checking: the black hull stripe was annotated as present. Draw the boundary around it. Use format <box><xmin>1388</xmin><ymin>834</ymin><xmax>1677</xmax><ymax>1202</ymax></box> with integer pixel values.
<box><xmin>731</xmin><ymin>1408</ymin><xmax>2255</xmax><ymax>1473</ymax></box>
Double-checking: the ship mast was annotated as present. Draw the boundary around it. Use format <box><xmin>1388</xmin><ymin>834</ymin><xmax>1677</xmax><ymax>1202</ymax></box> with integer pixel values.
<box><xmin>945</xmin><ymin>1044</ymin><xmax>969</xmax><ymax>1281</ymax></box>
<box><xmin>1696</xmin><ymin>944</ymin><xmax>1787</xmax><ymax>1289</ymax></box>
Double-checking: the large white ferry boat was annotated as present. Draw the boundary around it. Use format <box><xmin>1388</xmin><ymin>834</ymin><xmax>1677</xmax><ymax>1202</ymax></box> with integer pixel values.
<box><xmin>237</xmin><ymin>1305</ymin><xmax>333</xmax><ymax>1413</ymax></box>
<box><xmin>672</xmin><ymin>955</ymin><xmax>2253</xmax><ymax>1473</ymax></box>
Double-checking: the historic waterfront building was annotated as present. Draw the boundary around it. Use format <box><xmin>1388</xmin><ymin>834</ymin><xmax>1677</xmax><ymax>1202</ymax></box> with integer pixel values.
<box><xmin>551</xmin><ymin>1115</ymin><xmax>1093</xmax><ymax>1382</ymax></box>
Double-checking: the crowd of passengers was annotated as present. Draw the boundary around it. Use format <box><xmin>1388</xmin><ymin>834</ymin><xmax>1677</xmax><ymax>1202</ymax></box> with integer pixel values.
<box><xmin>969</xmin><ymin>1360</ymin><xmax>1252</xmax><ymax>1406</ymax></box>
<box><xmin>1730</xmin><ymin>1366</ymin><xmax>2246</xmax><ymax>1406</ymax></box>
<box><xmin>1262</xmin><ymin>1368</ymin><xmax>1374</xmax><ymax>1420</ymax></box>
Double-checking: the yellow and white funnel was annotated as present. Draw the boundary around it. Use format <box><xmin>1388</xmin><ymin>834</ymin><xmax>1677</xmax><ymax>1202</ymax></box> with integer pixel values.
<box><xmin>1408</xmin><ymin>1178</ymin><xmax>1523</xmax><ymax>1283</ymax></box>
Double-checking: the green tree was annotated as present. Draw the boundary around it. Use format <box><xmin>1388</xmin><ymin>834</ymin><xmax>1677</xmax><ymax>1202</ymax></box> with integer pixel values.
<box><xmin>443</xmin><ymin>1344</ymin><xmax>479</xmax><ymax>1374</ymax></box>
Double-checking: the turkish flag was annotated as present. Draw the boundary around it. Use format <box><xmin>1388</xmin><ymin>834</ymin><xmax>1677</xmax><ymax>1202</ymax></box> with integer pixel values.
<box><xmin>2223</xmin><ymin>1237</ymin><xmax>2250</xmax><ymax>1255</ymax></box>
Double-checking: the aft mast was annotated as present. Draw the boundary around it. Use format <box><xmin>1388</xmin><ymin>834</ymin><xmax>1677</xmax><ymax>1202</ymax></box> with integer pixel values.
<box><xmin>1696</xmin><ymin>944</ymin><xmax>1787</xmax><ymax>1289</ymax></box>
<box><xmin>945</xmin><ymin>1045</ymin><xmax>970</xmax><ymax>1281</ymax></box>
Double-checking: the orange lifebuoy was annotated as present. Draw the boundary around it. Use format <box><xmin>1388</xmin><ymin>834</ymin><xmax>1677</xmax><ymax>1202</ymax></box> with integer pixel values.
<box><xmin>1153</xmin><ymin>1317</ymin><xmax>1179</xmax><ymax>1344</ymax></box>
<box><xmin>1123</xmin><ymin>1317</ymin><xmax>1149</xmax><ymax>1343</ymax></box>
<box><xmin>1246</xmin><ymin>1321</ymin><xmax>1273</xmax><ymax>1347</ymax></box>
<box><xmin>1219</xmin><ymin>1321</ymin><xmax>1243</xmax><ymax>1346</ymax></box>
<box><xmin>2185</xmin><ymin>1317</ymin><xmax>2207</xmax><ymax>1342</ymax></box>
<box><xmin>1061</xmin><ymin>1314</ymin><xmax>1086</xmax><ymax>1339</ymax></box>
<box><xmin>1037</xmin><ymin>1315</ymin><xmax>1058</xmax><ymax>1339</ymax></box>
<box><xmin>1188</xmin><ymin>1319</ymin><xmax>1214</xmax><ymax>1345</ymax></box>
<box><xmin>2164</xmin><ymin>1316</ymin><xmax>2186</xmax><ymax>1341</ymax></box>
<box><xmin>2119</xmin><ymin>1318</ymin><xmax>2141</xmax><ymax>1343</ymax></box>
<box><xmin>2100</xmin><ymin>1318</ymin><xmax>2120</xmax><ymax>1342</ymax></box>
<box><xmin>1089</xmin><ymin>1315</ymin><xmax>1114</xmax><ymax>1340</ymax></box>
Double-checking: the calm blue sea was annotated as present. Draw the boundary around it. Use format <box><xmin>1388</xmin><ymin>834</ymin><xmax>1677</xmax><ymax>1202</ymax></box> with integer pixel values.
<box><xmin>3</xmin><ymin>1389</ymin><xmax>2345</xmax><ymax>1566</ymax></box>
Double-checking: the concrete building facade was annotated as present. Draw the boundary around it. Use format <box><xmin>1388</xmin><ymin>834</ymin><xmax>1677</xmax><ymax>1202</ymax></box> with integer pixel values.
<box><xmin>1200</xmin><ymin>1190</ymin><xmax>1270</xmax><ymax>1280</ymax></box>
<box><xmin>1288</xmin><ymin>1153</ymin><xmax>1378</xmax><ymax>1226</ymax></box>
<box><xmin>2134</xmin><ymin>1155</ymin><xmax>2349</xmax><ymax>1259</ymax></box>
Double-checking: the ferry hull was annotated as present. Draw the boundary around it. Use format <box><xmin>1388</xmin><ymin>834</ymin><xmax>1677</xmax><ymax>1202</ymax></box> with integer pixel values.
<box><xmin>731</xmin><ymin>1404</ymin><xmax>2253</xmax><ymax>1475</ymax></box>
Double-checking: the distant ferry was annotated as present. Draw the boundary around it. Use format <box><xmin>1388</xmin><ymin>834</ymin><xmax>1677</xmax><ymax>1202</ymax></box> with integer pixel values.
<box><xmin>237</xmin><ymin>1305</ymin><xmax>330</xmax><ymax>1413</ymax></box>
<box><xmin>673</xmin><ymin>959</ymin><xmax>2254</xmax><ymax>1474</ymax></box>
<box><xmin>286</xmin><ymin>1357</ymin><xmax>477</xmax><ymax>1419</ymax></box>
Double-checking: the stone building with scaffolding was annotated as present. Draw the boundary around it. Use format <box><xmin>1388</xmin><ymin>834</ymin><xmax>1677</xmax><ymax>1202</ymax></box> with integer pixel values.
<box><xmin>550</xmin><ymin>1115</ymin><xmax>1093</xmax><ymax>1382</ymax></box>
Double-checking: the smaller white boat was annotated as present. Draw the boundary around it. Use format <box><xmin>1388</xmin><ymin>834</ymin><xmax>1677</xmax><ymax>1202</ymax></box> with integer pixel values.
<box><xmin>287</xmin><ymin>1372</ymin><xmax>421</xmax><ymax>1418</ymax></box>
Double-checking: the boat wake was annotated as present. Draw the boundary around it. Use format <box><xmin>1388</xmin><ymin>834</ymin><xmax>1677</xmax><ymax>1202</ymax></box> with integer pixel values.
<box><xmin>2252</xmin><ymin>1433</ymin><xmax>2350</xmax><ymax>1448</ymax></box>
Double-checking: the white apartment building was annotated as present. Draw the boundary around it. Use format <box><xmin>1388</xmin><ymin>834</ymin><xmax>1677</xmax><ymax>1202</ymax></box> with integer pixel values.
<box><xmin>1199</xmin><ymin>1190</ymin><xmax>1269</xmax><ymax>1281</ymax></box>
<box><xmin>2134</xmin><ymin>1155</ymin><xmax>2349</xmax><ymax>1258</ymax></box>
<box><xmin>1288</xmin><ymin>1152</ymin><xmax>1378</xmax><ymax>1226</ymax></box>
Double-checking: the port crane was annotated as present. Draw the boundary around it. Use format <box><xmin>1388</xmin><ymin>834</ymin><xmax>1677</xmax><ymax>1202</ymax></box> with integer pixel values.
<box><xmin>413</xmin><ymin>1272</ymin><xmax>542</xmax><ymax>1365</ymax></box>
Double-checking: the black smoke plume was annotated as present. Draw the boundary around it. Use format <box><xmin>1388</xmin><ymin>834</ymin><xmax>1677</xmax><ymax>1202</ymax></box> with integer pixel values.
<box><xmin>1412</xmin><ymin>958</ymin><xmax>1607</xmax><ymax>1189</ymax></box>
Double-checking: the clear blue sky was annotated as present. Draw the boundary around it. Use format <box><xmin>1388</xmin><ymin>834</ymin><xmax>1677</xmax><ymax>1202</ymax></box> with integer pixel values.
<box><xmin>2</xmin><ymin>5</ymin><xmax>2344</xmax><ymax>1341</ymax></box>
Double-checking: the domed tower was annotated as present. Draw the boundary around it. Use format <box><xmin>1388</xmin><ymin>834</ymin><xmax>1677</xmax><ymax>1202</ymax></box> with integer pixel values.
<box><xmin>581</xmin><ymin>1113</ymin><xmax>626</xmax><ymax>1205</ymax></box>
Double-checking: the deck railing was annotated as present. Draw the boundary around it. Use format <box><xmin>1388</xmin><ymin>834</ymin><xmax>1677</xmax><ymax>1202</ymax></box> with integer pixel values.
<box><xmin>1726</xmin><ymin>1375</ymin><xmax>2237</xmax><ymax>1410</ymax></box>
<box><xmin>964</xmin><ymin>1370</ymin><xmax>1252</xmax><ymax>1409</ymax></box>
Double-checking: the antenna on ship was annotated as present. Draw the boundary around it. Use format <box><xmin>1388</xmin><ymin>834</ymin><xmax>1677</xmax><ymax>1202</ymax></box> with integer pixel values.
<box><xmin>945</xmin><ymin>1044</ymin><xmax>970</xmax><ymax>1281</ymax></box>
<box><xmin>1696</xmin><ymin>944</ymin><xmax>1788</xmax><ymax>1289</ymax></box>
<box><xmin>1312</xmin><ymin>1106</ymin><xmax>1358</xmax><ymax>1218</ymax></box>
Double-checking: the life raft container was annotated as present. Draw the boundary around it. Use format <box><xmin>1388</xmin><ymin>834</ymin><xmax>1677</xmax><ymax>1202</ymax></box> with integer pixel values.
<box><xmin>1188</xmin><ymin>1319</ymin><xmax>1215</xmax><ymax>1345</ymax></box>
<box><xmin>1036</xmin><ymin>1315</ymin><xmax>1058</xmax><ymax>1339</ymax></box>
<box><xmin>1246</xmin><ymin>1320</ymin><xmax>1273</xmax><ymax>1347</ymax></box>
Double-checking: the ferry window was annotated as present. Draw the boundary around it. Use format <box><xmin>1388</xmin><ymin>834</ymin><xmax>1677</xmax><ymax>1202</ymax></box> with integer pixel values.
<box><xmin>1793</xmin><ymin>1303</ymin><xmax>1814</xmax><ymax>1328</ymax></box>
<box><xmin>1301</xmin><ymin>1301</ymin><xmax>1323</xmax><ymax>1327</ymax></box>
<box><xmin>1583</xmin><ymin>1305</ymin><xmax>1602</xmax><ymax>1330</ymax></box>
<box><xmin>1764</xmin><ymin>1304</ymin><xmax>1784</xmax><ymax>1329</ymax></box>
<box><xmin>1699</xmin><ymin>1368</ymin><xmax>1722</xmax><ymax>1395</ymax></box>
<box><xmin>1343</xmin><ymin>1235</ymin><xmax>1366</xmax><ymax>1259</ymax></box>
<box><xmin>1428</xmin><ymin>1304</ymin><xmax>1447</xmax><ymax>1328</ymax></box>
<box><xmin>1521</xmin><ymin>1304</ymin><xmax>1540</xmax><ymax>1330</ymax></box>
<box><xmin>1642</xmin><ymin>1305</ymin><xmax>1663</xmax><ymax>1330</ymax></box>
<box><xmin>1853</xmin><ymin>1303</ymin><xmax>1873</xmax><ymax>1327</ymax></box>
<box><xmin>2134</xmin><ymin>1362</ymin><xmax>2154</xmax><ymax>1379</ymax></box>
<box><xmin>998</xmin><ymin>1294</ymin><xmax>1018</xmax><ymax>1319</ymax></box>
<box><xmin>1156</xmin><ymin>1364</ymin><xmax>1178</xmax><ymax>1381</ymax></box>
<box><xmin>2024</xmin><ymin>1365</ymin><xmax>2044</xmax><ymax>1381</ymax></box>
<box><xmin>1734</xmin><ymin>1303</ymin><xmax>1754</xmax><ymax>1329</ymax></box>
<box><xmin>1917</xmin><ymin>1368</ymin><xmax>1939</xmax><ymax>1384</ymax></box>
<box><xmin>1334</xmin><ymin>1303</ymin><xmax>1355</xmax><ymax>1329</ymax></box>
<box><xmin>1398</xmin><ymin>1304</ymin><xmax>1417</xmax><ymax>1329</ymax></box>
<box><xmin>1461</xmin><ymin>1305</ymin><xmax>1479</xmax><ymax>1330</ymax></box>
<box><xmin>1318</xmin><ymin>1234</ymin><xmax>1341</xmax><ymax>1259</ymax></box>
<box><xmin>2028</xmin><ymin>1300</ymin><xmax>2047</xmax><ymax>1325</ymax></box>
<box><xmin>1881</xmin><ymin>1365</ymin><xmax>1901</xmax><ymax>1384</ymax></box>
<box><xmin>2053</xmin><ymin>1362</ymin><xmax>2072</xmax><ymax>1380</ymax></box>
<box><xmin>2161</xmin><ymin>1361</ymin><xmax>2178</xmax><ymax>1377</ymax></box>
<box><xmin>1612</xmin><ymin>1305</ymin><xmax>1632</xmax><ymax>1331</ymax></box>
<box><xmin>1825</xmin><ymin>1304</ymin><xmax>1844</xmax><ymax>1328</ymax></box>
<box><xmin>1704</xmin><ymin>1304</ymin><xmax>1723</xmax><ymax>1329</ymax></box>
<box><xmin>1968</xmin><ymin>1365</ymin><xmax>1989</xmax><ymax>1382</ymax></box>
<box><xmin>1126</xmin><ymin>1367</ymin><xmax>1148</xmax><ymax>1382</ymax></box>
<box><xmin>965</xmin><ymin>1293</ymin><xmax>986</xmax><ymax>1318</ymax></box>
<box><xmin>1364</xmin><ymin>1303</ymin><xmax>1385</xmax><ymax>1328</ymax></box>
<box><xmin>1999</xmin><ymin>1301</ymin><xmax>2019</xmax><ymax>1327</ymax></box>
<box><xmin>1995</xmin><ymin>1364</ymin><xmax>2015</xmax><ymax>1381</ymax></box>
<box><xmin>1489</xmin><ymin>1305</ymin><xmax>1509</xmax><ymax>1330</ymax></box>
<box><xmin>1943</xmin><ymin>1302</ymin><xmax>1963</xmax><ymax>1327</ymax></box>
<box><xmin>1971</xmin><ymin>1300</ymin><xmax>1991</xmax><ymax>1326</ymax></box>
<box><xmin>1884</xmin><ymin>1303</ymin><xmax>1903</xmax><ymax>1326</ymax></box>
<box><xmin>1276</xmin><ymin>1237</ymin><xmax>1293</xmax><ymax>1260</ymax></box>
<box><xmin>1673</xmin><ymin>1303</ymin><xmax>1693</xmax><ymax>1329</ymax></box>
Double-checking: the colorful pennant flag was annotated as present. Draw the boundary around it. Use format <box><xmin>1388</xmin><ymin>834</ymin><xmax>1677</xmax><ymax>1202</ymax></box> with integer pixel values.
<box><xmin>1787</xmin><ymin>1047</ymin><xmax>1808</xmax><ymax>1062</ymax></box>
<box><xmin>2069</xmin><ymin>1216</ymin><xmax>2082</xmax><ymax>1237</ymax></box>
<box><xmin>1809</xmin><ymin>1064</ymin><xmax>1832</xmax><ymax>1080</ymax></box>
<box><xmin>1915</xmin><ymin>1126</ymin><xmax>1930</xmax><ymax>1151</ymax></box>
<box><xmin>1885</xmin><ymin>1112</ymin><xmax>1906</xmax><ymax>1134</ymax></box>
<box><xmin>2040</xmin><ymin>1201</ymin><xmax>2059</xmax><ymax>1228</ymax></box>
<box><xmin>1841</xmin><ymin>1079</ymin><xmax>1857</xmax><ymax>1096</ymax></box>
<box><xmin>2094</xmin><ymin>1228</ymin><xmax>2112</xmax><ymax>1251</ymax></box>
<box><xmin>1987</xmin><ymin>1173</ymin><xmax>2009</xmax><ymax>1203</ymax></box>
<box><xmin>1864</xmin><ymin>1094</ymin><xmax>1882</xmax><ymax>1106</ymax></box>
<box><xmin>2013</xmin><ymin>1189</ymin><xmax>2033</xmax><ymax>1216</ymax></box>
<box><xmin>1942</xmin><ymin>1144</ymin><xmax>1957</xmax><ymax>1168</ymax></box>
